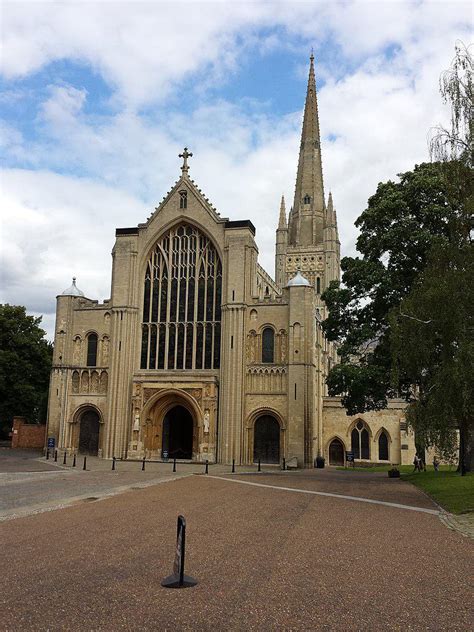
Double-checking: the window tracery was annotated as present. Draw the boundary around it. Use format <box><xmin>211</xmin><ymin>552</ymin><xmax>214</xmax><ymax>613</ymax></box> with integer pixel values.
<box><xmin>351</xmin><ymin>419</ymin><xmax>370</xmax><ymax>459</ymax></box>
<box><xmin>140</xmin><ymin>223</ymin><xmax>222</xmax><ymax>370</ymax></box>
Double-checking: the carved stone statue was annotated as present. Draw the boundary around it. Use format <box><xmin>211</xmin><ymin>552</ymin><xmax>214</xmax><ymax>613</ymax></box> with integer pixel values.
<box><xmin>203</xmin><ymin>410</ymin><xmax>210</xmax><ymax>434</ymax></box>
<box><xmin>133</xmin><ymin>410</ymin><xmax>140</xmax><ymax>432</ymax></box>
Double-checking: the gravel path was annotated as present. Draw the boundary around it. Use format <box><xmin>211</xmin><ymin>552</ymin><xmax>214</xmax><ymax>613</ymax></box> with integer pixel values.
<box><xmin>1</xmin><ymin>474</ymin><xmax>472</xmax><ymax>631</ymax></box>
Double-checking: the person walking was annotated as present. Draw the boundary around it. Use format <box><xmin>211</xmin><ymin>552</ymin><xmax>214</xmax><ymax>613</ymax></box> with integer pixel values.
<box><xmin>433</xmin><ymin>456</ymin><xmax>440</xmax><ymax>472</ymax></box>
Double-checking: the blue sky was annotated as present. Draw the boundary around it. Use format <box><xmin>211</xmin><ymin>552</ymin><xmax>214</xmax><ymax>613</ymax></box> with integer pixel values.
<box><xmin>1</xmin><ymin>1</ymin><xmax>472</xmax><ymax>338</ymax></box>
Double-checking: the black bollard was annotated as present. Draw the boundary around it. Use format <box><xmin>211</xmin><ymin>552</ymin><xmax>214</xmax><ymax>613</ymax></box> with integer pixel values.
<box><xmin>112</xmin><ymin>456</ymin><xmax>116</xmax><ymax>471</ymax></box>
<box><xmin>173</xmin><ymin>457</ymin><xmax>177</xmax><ymax>473</ymax></box>
<box><xmin>258</xmin><ymin>458</ymin><xmax>261</xmax><ymax>472</ymax></box>
<box><xmin>142</xmin><ymin>457</ymin><xmax>146</xmax><ymax>471</ymax></box>
<box><xmin>83</xmin><ymin>456</ymin><xmax>87</xmax><ymax>471</ymax></box>
<box><xmin>73</xmin><ymin>453</ymin><xmax>76</xmax><ymax>467</ymax></box>
<box><xmin>282</xmin><ymin>457</ymin><xmax>286</xmax><ymax>471</ymax></box>
<box><xmin>232</xmin><ymin>459</ymin><xmax>235</xmax><ymax>473</ymax></box>
<box><xmin>46</xmin><ymin>449</ymin><xmax>50</xmax><ymax>460</ymax></box>
<box><xmin>63</xmin><ymin>451</ymin><xmax>67</xmax><ymax>465</ymax></box>
<box><xmin>54</xmin><ymin>449</ymin><xmax>58</xmax><ymax>462</ymax></box>
<box><xmin>205</xmin><ymin>459</ymin><xmax>209</xmax><ymax>474</ymax></box>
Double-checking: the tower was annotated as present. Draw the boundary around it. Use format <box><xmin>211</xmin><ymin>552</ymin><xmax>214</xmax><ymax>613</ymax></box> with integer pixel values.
<box><xmin>275</xmin><ymin>54</ymin><xmax>340</xmax><ymax>295</ymax></box>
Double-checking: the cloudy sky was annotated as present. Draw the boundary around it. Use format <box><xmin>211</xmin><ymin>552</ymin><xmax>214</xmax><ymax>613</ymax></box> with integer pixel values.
<box><xmin>1</xmin><ymin>0</ymin><xmax>471</xmax><ymax>339</ymax></box>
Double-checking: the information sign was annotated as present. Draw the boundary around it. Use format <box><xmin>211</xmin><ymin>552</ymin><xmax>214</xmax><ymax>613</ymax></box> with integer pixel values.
<box><xmin>47</xmin><ymin>437</ymin><xmax>55</xmax><ymax>449</ymax></box>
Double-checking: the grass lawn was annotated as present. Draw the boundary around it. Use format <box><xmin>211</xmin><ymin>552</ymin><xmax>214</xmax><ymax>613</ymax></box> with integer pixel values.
<box><xmin>401</xmin><ymin>470</ymin><xmax>474</xmax><ymax>514</ymax></box>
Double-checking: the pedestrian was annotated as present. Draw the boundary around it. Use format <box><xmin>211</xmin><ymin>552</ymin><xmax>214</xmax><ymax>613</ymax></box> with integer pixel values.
<box><xmin>433</xmin><ymin>456</ymin><xmax>440</xmax><ymax>472</ymax></box>
<box><xmin>413</xmin><ymin>454</ymin><xmax>420</xmax><ymax>472</ymax></box>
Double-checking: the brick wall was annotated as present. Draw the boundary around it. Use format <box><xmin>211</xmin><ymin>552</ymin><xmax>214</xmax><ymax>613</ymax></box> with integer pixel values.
<box><xmin>11</xmin><ymin>417</ymin><xmax>46</xmax><ymax>449</ymax></box>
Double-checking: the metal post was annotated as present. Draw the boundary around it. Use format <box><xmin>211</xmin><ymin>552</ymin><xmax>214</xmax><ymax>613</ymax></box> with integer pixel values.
<box><xmin>54</xmin><ymin>450</ymin><xmax>58</xmax><ymax>462</ymax></box>
<box><xmin>46</xmin><ymin>449</ymin><xmax>49</xmax><ymax>460</ymax></box>
<box><xmin>232</xmin><ymin>459</ymin><xmax>235</xmax><ymax>473</ymax></box>
<box><xmin>282</xmin><ymin>457</ymin><xmax>286</xmax><ymax>471</ymax></box>
<box><xmin>83</xmin><ymin>456</ymin><xmax>87</xmax><ymax>471</ymax></box>
<box><xmin>258</xmin><ymin>458</ymin><xmax>261</xmax><ymax>472</ymax></box>
<box><xmin>205</xmin><ymin>460</ymin><xmax>208</xmax><ymax>474</ymax></box>
<box><xmin>173</xmin><ymin>458</ymin><xmax>176</xmax><ymax>473</ymax></box>
<box><xmin>73</xmin><ymin>453</ymin><xmax>76</xmax><ymax>467</ymax></box>
<box><xmin>112</xmin><ymin>456</ymin><xmax>116</xmax><ymax>471</ymax></box>
<box><xmin>142</xmin><ymin>457</ymin><xmax>146</xmax><ymax>471</ymax></box>
<box><xmin>63</xmin><ymin>451</ymin><xmax>67</xmax><ymax>465</ymax></box>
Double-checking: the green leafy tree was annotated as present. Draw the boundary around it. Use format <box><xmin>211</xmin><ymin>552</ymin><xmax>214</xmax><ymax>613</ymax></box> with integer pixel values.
<box><xmin>391</xmin><ymin>243</ymin><xmax>473</xmax><ymax>472</ymax></box>
<box><xmin>0</xmin><ymin>305</ymin><xmax>53</xmax><ymax>438</ymax></box>
<box><xmin>322</xmin><ymin>161</ymin><xmax>466</xmax><ymax>413</ymax></box>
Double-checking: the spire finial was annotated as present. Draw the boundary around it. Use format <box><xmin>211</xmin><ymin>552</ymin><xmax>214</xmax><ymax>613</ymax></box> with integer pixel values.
<box><xmin>179</xmin><ymin>147</ymin><xmax>193</xmax><ymax>174</ymax></box>
<box><xmin>310</xmin><ymin>47</ymin><xmax>314</xmax><ymax>62</ymax></box>
<box><xmin>278</xmin><ymin>194</ymin><xmax>287</xmax><ymax>229</ymax></box>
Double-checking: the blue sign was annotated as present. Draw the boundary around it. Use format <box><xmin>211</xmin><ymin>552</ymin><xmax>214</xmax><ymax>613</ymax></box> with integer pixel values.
<box><xmin>47</xmin><ymin>437</ymin><xmax>55</xmax><ymax>449</ymax></box>
<box><xmin>346</xmin><ymin>451</ymin><xmax>354</xmax><ymax>462</ymax></box>
<box><xmin>162</xmin><ymin>450</ymin><xmax>169</xmax><ymax>461</ymax></box>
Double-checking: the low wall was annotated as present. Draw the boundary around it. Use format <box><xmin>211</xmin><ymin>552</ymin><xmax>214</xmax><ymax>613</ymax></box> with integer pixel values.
<box><xmin>11</xmin><ymin>417</ymin><xmax>46</xmax><ymax>449</ymax></box>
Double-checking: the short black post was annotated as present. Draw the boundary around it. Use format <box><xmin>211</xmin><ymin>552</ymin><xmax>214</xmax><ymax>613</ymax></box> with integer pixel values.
<box><xmin>282</xmin><ymin>457</ymin><xmax>286</xmax><ymax>471</ymax></box>
<box><xmin>112</xmin><ymin>456</ymin><xmax>116</xmax><ymax>471</ymax></box>
<box><xmin>73</xmin><ymin>453</ymin><xmax>76</xmax><ymax>467</ymax></box>
<box><xmin>63</xmin><ymin>451</ymin><xmax>67</xmax><ymax>465</ymax></box>
<box><xmin>83</xmin><ymin>456</ymin><xmax>87</xmax><ymax>471</ymax></box>
<box><xmin>232</xmin><ymin>459</ymin><xmax>235</xmax><ymax>473</ymax></box>
<box><xmin>173</xmin><ymin>457</ymin><xmax>176</xmax><ymax>473</ymax></box>
<box><xmin>142</xmin><ymin>457</ymin><xmax>146</xmax><ymax>471</ymax></box>
<box><xmin>46</xmin><ymin>449</ymin><xmax>50</xmax><ymax>460</ymax></box>
<box><xmin>161</xmin><ymin>515</ymin><xmax>197</xmax><ymax>588</ymax></box>
<box><xmin>258</xmin><ymin>458</ymin><xmax>261</xmax><ymax>472</ymax></box>
<box><xmin>54</xmin><ymin>449</ymin><xmax>58</xmax><ymax>462</ymax></box>
<box><xmin>205</xmin><ymin>459</ymin><xmax>208</xmax><ymax>474</ymax></box>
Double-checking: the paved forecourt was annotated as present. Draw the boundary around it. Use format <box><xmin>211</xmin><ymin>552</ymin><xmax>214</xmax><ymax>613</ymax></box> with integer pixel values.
<box><xmin>1</xmin><ymin>471</ymin><xmax>472</xmax><ymax>631</ymax></box>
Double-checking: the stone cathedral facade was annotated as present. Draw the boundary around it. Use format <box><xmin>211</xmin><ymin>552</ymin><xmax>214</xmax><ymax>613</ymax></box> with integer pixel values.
<box><xmin>46</xmin><ymin>57</ymin><xmax>415</xmax><ymax>467</ymax></box>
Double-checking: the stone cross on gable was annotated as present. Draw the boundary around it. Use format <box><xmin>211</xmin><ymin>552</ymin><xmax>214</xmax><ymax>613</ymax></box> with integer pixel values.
<box><xmin>179</xmin><ymin>147</ymin><xmax>193</xmax><ymax>173</ymax></box>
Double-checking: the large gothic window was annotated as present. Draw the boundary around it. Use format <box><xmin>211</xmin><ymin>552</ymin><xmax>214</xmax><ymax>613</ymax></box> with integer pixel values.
<box><xmin>140</xmin><ymin>223</ymin><xmax>222</xmax><ymax>370</ymax></box>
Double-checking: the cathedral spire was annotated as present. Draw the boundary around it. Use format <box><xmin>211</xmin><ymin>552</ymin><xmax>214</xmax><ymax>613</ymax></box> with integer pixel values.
<box><xmin>289</xmin><ymin>54</ymin><xmax>325</xmax><ymax>245</ymax></box>
<box><xmin>278</xmin><ymin>194</ymin><xmax>287</xmax><ymax>229</ymax></box>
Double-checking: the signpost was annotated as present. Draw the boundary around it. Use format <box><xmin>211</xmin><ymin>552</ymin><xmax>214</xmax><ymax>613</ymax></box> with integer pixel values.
<box><xmin>161</xmin><ymin>515</ymin><xmax>197</xmax><ymax>589</ymax></box>
<box><xmin>47</xmin><ymin>437</ymin><xmax>55</xmax><ymax>449</ymax></box>
<box><xmin>346</xmin><ymin>451</ymin><xmax>355</xmax><ymax>468</ymax></box>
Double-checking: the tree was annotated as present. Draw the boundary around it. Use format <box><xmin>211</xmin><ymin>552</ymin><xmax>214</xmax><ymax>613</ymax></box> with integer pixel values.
<box><xmin>391</xmin><ymin>242</ymin><xmax>473</xmax><ymax>473</ymax></box>
<box><xmin>322</xmin><ymin>161</ymin><xmax>466</xmax><ymax>412</ymax></box>
<box><xmin>0</xmin><ymin>305</ymin><xmax>53</xmax><ymax>438</ymax></box>
<box><xmin>322</xmin><ymin>43</ymin><xmax>473</xmax><ymax>470</ymax></box>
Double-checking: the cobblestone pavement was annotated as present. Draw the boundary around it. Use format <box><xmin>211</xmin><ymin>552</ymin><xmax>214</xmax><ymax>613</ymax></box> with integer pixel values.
<box><xmin>1</xmin><ymin>473</ymin><xmax>473</xmax><ymax>631</ymax></box>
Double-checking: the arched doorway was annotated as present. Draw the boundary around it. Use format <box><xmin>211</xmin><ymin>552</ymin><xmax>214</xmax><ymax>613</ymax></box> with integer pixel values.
<box><xmin>253</xmin><ymin>415</ymin><xmax>280</xmax><ymax>464</ymax></box>
<box><xmin>162</xmin><ymin>405</ymin><xmax>193</xmax><ymax>459</ymax></box>
<box><xmin>78</xmin><ymin>409</ymin><xmax>100</xmax><ymax>455</ymax></box>
<box><xmin>329</xmin><ymin>438</ymin><xmax>344</xmax><ymax>465</ymax></box>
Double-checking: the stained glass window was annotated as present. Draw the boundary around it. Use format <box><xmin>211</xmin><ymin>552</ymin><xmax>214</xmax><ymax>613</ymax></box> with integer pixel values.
<box><xmin>140</xmin><ymin>223</ymin><xmax>222</xmax><ymax>370</ymax></box>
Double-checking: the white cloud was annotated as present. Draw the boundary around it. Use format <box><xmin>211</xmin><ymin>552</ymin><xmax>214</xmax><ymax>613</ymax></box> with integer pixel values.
<box><xmin>0</xmin><ymin>1</ymin><xmax>471</xmax><ymax>338</ymax></box>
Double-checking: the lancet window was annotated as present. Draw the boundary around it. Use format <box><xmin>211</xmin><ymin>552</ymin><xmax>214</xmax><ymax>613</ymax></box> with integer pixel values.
<box><xmin>140</xmin><ymin>223</ymin><xmax>222</xmax><ymax>370</ymax></box>
<box><xmin>86</xmin><ymin>333</ymin><xmax>98</xmax><ymax>367</ymax></box>
<box><xmin>262</xmin><ymin>327</ymin><xmax>275</xmax><ymax>363</ymax></box>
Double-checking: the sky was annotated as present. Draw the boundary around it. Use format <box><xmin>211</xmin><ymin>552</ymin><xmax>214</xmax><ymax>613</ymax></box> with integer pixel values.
<box><xmin>1</xmin><ymin>0</ymin><xmax>472</xmax><ymax>339</ymax></box>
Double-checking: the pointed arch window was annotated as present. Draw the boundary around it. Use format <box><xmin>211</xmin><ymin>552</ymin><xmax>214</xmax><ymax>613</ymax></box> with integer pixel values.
<box><xmin>378</xmin><ymin>430</ymin><xmax>389</xmax><ymax>461</ymax></box>
<box><xmin>140</xmin><ymin>223</ymin><xmax>222</xmax><ymax>370</ymax></box>
<box><xmin>303</xmin><ymin>194</ymin><xmax>311</xmax><ymax>204</ymax></box>
<box><xmin>316</xmin><ymin>277</ymin><xmax>321</xmax><ymax>294</ymax></box>
<box><xmin>179</xmin><ymin>190</ymin><xmax>187</xmax><ymax>209</ymax></box>
<box><xmin>262</xmin><ymin>327</ymin><xmax>274</xmax><ymax>363</ymax></box>
<box><xmin>86</xmin><ymin>333</ymin><xmax>98</xmax><ymax>367</ymax></box>
<box><xmin>351</xmin><ymin>419</ymin><xmax>370</xmax><ymax>460</ymax></box>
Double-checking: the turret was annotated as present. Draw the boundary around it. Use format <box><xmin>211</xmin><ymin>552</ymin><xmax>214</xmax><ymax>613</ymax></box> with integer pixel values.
<box><xmin>275</xmin><ymin>194</ymin><xmax>288</xmax><ymax>288</ymax></box>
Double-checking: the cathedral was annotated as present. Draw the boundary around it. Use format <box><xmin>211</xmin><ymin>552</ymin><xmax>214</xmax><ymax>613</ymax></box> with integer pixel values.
<box><xmin>46</xmin><ymin>56</ymin><xmax>415</xmax><ymax>467</ymax></box>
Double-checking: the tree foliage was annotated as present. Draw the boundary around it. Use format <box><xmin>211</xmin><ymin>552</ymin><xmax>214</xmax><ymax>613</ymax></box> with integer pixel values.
<box><xmin>322</xmin><ymin>43</ymin><xmax>473</xmax><ymax>470</ymax></box>
<box><xmin>322</xmin><ymin>161</ymin><xmax>467</xmax><ymax>413</ymax></box>
<box><xmin>0</xmin><ymin>305</ymin><xmax>52</xmax><ymax>438</ymax></box>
